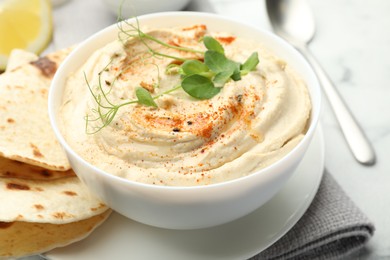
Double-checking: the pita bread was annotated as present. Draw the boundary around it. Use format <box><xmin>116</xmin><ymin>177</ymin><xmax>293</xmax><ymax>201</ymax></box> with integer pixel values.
<box><xmin>0</xmin><ymin>209</ymin><xmax>111</xmax><ymax>259</ymax></box>
<box><xmin>0</xmin><ymin>176</ymin><xmax>108</xmax><ymax>224</ymax></box>
<box><xmin>5</xmin><ymin>49</ymin><xmax>39</xmax><ymax>72</ymax></box>
<box><xmin>0</xmin><ymin>50</ymin><xmax>109</xmax><ymax>224</ymax></box>
<box><xmin>0</xmin><ymin>156</ymin><xmax>75</xmax><ymax>180</ymax></box>
<box><xmin>0</xmin><ymin>49</ymin><xmax>112</xmax><ymax>258</ymax></box>
<box><xmin>0</xmin><ymin>48</ymin><xmax>72</xmax><ymax>171</ymax></box>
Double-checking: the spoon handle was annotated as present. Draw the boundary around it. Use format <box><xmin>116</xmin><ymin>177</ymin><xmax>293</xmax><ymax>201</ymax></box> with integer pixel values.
<box><xmin>297</xmin><ymin>45</ymin><xmax>376</xmax><ymax>165</ymax></box>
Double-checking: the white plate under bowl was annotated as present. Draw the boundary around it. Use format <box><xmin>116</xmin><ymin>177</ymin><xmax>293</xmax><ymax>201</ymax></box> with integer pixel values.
<box><xmin>43</xmin><ymin>127</ymin><xmax>324</xmax><ymax>260</ymax></box>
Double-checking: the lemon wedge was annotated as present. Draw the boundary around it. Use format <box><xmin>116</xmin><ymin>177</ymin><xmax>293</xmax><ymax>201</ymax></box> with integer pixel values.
<box><xmin>0</xmin><ymin>0</ymin><xmax>53</xmax><ymax>71</ymax></box>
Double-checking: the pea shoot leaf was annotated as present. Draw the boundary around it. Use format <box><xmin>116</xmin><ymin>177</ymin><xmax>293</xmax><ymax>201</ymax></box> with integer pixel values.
<box><xmin>213</xmin><ymin>71</ymin><xmax>233</xmax><ymax>87</ymax></box>
<box><xmin>203</xmin><ymin>36</ymin><xmax>224</xmax><ymax>54</ymax></box>
<box><xmin>240</xmin><ymin>52</ymin><xmax>259</xmax><ymax>75</ymax></box>
<box><xmin>181</xmin><ymin>74</ymin><xmax>221</xmax><ymax>100</ymax></box>
<box><xmin>136</xmin><ymin>87</ymin><xmax>157</xmax><ymax>107</ymax></box>
<box><xmin>181</xmin><ymin>59</ymin><xmax>209</xmax><ymax>76</ymax></box>
<box><xmin>204</xmin><ymin>50</ymin><xmax>237</xmax><ymax>73</ymax></box>
<box><xmin>231</xmin><ymin>61</ymin><xmax>242</xmax><ymax>81</ymax></box>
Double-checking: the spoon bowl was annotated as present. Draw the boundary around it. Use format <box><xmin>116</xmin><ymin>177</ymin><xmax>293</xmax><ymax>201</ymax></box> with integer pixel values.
<box><xmin>266</xmin><ymin>0</ymin><xmax>315</xmax><ymax>44</ymax></box>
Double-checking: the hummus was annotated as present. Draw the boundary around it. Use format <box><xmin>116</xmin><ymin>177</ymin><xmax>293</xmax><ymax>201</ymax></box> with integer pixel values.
<box><xmin>60</xmin><ymin>24</ymin><xmax>311</xmax><ymax>186</ymax></box>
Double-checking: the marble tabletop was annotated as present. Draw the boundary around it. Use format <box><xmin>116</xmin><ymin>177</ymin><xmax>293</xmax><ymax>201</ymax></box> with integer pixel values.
<box><xmin>25</xmin><ymin>0</ymin><xmax>389</xmax><ymax>259</ymax></box>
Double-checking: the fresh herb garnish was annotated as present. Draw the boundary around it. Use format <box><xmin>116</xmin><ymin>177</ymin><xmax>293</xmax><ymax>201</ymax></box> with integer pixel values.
<box><xmin>135</xmin><ymin>87</ymin><xmax>158</xmax><ymax>107</ymax></box>
<box><xmin>203</xmin><ymin>35</ymin><xmax>224</xmax><ymax>54</ymax></box>
<box><xmin>85</xmin><ymin>19</ymin><xmax>259</xmax><ymax>133</ymax></box>
<box><xmin>181</xmin><ymin>74</ymin><xmax>221</xmax><ymax>100</ymax></box>
<box><xmin>241</xmin><ymin>52</ymin><xmax>259</xmax><ymax>76</ymax></box>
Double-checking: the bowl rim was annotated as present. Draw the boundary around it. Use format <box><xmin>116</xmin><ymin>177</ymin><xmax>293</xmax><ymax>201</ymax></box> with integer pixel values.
<box><xmin>49</xmin><ymin>11</ymin><xmax>321</xmax><ymax>191</ymax></box>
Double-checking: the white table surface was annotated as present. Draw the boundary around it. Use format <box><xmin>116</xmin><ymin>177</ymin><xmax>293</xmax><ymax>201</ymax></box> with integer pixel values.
<box><xmin>23</xmin><ymin>0</ymin><xmax>390</xmax><ymax>259</ymax></box>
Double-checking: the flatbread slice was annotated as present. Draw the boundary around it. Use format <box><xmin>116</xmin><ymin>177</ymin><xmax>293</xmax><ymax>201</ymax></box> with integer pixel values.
<box><xmin>0</xmin><ymin>49</ymin><xmax>112</xmax><ymax>259</ymax></box>
<box><xmin>0</xmin><ymin>209</ymin><xmax>111</xmax><ymax>259</ymax></box>
<box><xmin>0</xmin><ymin>176</ymin><xmax>108</xmax><ymax>224</ymax></box>
<box><xmin>5</xmin><ymin>49</ymin><xmax>39</xmax><ymax>72</ymax></box>
<box><xmin>0</xmin><ymin>156</ymin><xmax>75</xmax><ymax>180</ymax></box>
<box><xmin>0</xmin><ymin>48</ymin><xmax>72</xmax><ymax>171</ymax></box>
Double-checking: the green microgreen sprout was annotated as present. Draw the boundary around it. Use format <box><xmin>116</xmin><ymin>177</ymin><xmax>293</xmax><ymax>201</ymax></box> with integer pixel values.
<box><xmin>179</xmin><ymin>36</ymin><xmax>259</xmax><ymax>99</ymax></box>
<box><xmin>85</xmin><ymin>18</ymin><xmax>259</xmax><ymax>133</ymax></box>
<box><xmin>85</xmin><ymin>63</ymin><xmax>182</xmax><ymax>134</ymax></box>
<box><xmin>135</xmin><ymin>87</ymin><xmax>158</xmax><ymax>108</ymax></box>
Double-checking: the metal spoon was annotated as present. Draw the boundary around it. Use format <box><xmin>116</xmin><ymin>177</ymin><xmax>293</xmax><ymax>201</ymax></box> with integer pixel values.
<box><xmin>266</xmin><ymin>0</ymin><xmax>376</xmax><ymax>165</ymax></box>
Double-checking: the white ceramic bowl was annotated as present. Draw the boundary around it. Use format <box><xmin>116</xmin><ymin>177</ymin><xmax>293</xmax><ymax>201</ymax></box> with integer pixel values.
<box><xmin>49</xmin><ymin>12</ymin><xmax>321</xmax><ymax>230</ymax></box>
<box><xmin>102</xmin><ymin>0</ymin><xmax>192</xmax><ymax>16</ymax></box>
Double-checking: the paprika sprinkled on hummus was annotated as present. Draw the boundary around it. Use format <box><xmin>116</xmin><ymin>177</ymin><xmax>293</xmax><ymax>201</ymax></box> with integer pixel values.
<box><xmin>59</xmin><ymin>24</ymin><xmax>311</xmax><ymax>186</ymax></box>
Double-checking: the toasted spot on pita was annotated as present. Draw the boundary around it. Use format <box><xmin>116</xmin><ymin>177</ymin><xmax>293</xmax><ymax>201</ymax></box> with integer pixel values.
<box><xmin>40</xmin><ymin>87</ymin><xmax>48</xmax><ymax>95</ymax></box>
<box><xmin>30</xmin><ymin>143</ymin><xmax>44</xmax><ymax>158</ymax></box>
<box><xmin>33</xmin><ymin>204</ymin><xmax>45</xmax><ymax>210</ymax></box>
<box><xmin>6</xmin><ymin>182</ymin><xmax>30</xmax><ymax>191</ymax></box>
<box><xmin>40</xmin><ymin>170</ymin><xmax>52</xmax><ymax>177</ymax></box>
<box><xmin>52</xmin><ymin>212</ymin><xmax>75</xmax><ymax>220</ymax></box>
<box><xmin>90</xmin><ymin>203</ymin><xmax>107</xmax><ymax>212</ymax></box>
<box><xmin>30</xmin><ymin>56</ymin><xmax>57</xmax><ymax>78</ymax></box>
<box><xmin>63</xmin><ymin>191</ymin><xmax>77</xmax><ymax>196</ymax></box>
<box><xmin>6</xmin><ymin>118</ymin><xmax>15</xmax><ymax>123</ymax></box>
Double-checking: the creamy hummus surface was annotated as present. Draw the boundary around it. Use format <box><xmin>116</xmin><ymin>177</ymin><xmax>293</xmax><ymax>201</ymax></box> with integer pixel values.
<box><xmin>60</xmin><ymin>24</ymin><xmax>311</xmax><ymax>186</ymax></box>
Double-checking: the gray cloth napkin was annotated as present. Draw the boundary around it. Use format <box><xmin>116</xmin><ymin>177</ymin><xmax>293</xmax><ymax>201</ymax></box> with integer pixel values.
<box><xmin>250</xmin><ymin>170</ymin><xmax>375</xmax><ymax>260</ymax></box>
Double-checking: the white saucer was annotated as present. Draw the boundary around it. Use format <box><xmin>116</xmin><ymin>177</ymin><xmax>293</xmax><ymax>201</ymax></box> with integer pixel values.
<box><xmin>44</xmin><ymin>128</ymin><xmax>325</xmax><ymax>260</ymax></box>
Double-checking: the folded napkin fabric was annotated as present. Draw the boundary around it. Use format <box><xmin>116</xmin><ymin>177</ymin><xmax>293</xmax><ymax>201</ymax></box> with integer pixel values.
<box><xmin>251</xmin><ymin>170</ymin><xmax>375</xmax><ymax>260</ymax></box>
